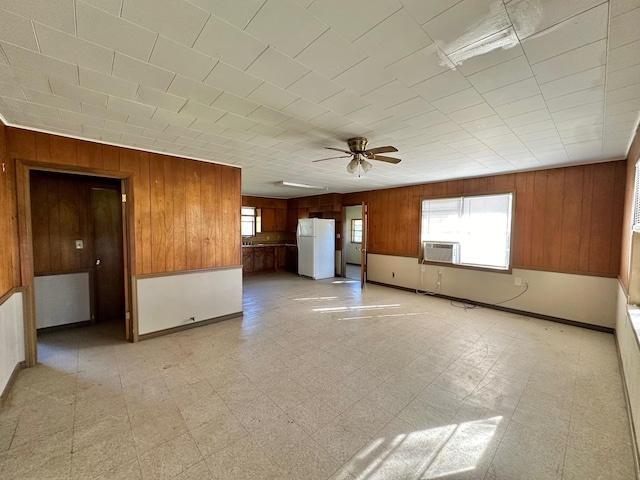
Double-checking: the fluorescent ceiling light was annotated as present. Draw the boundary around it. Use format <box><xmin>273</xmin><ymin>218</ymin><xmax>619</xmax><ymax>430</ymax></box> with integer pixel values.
<box><xmin>274</xmin><ymin>181</ymin><xmax>327</xmax><ymax>190</ymax></box>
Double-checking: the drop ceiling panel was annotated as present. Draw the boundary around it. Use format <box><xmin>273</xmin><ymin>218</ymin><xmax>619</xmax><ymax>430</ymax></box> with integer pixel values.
<box><xmin>35</xmin><ymin>22</ymin><xmax>114</xmax><ymax>75</ymax></box>
<box><xmin>295</xmin><ymin>29</ymin><xmax>367</xmax><ymax>80</ymax></box>
<box><xmin>531</xmin><ymin>39</ymin><xmax>607</xmax><ymax>85</ymax></box>
<box><xmin>193</xmin><ymin>15</ymin><xmax>267</xmax><ymax>71</ymax></box>
<box><xmin>287</xmin><ymin>71</ymin><xmax>344</xmax><ymax>104</ymax></box>
<box><xmin>150</xmin><ymin>36</ymin><xmax>217</xmax><ymax>82</ymax></box>
<box><xmin>0</xmin><ymin>0</ymin><xmax>638</xmax><ymax>198</ymax></box>
<box><xmin>76</xmin><ymin>1</ymin><xmax>156</xmax><ymax>62</ymax></box>
<box><xmin>353</xmin><ymin>9</ymin><xmax>433</xmax><ymax>67</ymax></box>
<box><xmin>0</xmin><ymin>9</ymin><xmax>39</xmax><ymax>51</ymax></box>
<box><xmin>521</xmin><ymin>4</ymin><xmax>608</xmax><ymax>65</ymax></box>
<box><xmin>112</xmin><ymin>53</ymin><xmax>175</xmax><ymax>91</ymax></box>
<box><xmin>0</xmin><ymin>0</ymin><xmax>75</xmax><ymax>34</ymax></box>
<box><xmin>1</xmin><ymin>42</ymin><xmax>79</xmax><ymax>85</ymax></box>
<box><xmin>609</xmin><ymin>6</ymin><xmax>640</xmax><ymax>49</ymax></box>
<box><xmin>308</xmin><ymin>0</ymin><xmax>402</xmax><ymax>43</ymax></box>
<box><xmin>245</xmin><ymin>0</ymin><xmax>328</xmax><ymax>58</ymax></box>
<box><xmin>204</xmin><ymin>62</ymin><xmax>262</xmax><ymax>97</ymax></box>
<box><xmin>246</xmin><ymin>47</ymin><xmax>310</xmax><ymax>90</ymax></box>
<box><xmin>507</xmin><ymin>0</ymin><xmax>606</xmax><ymax>40</ymax></box>
<box><xmin>121</xmin><ymin>0</ymin><xmax>208</xmax><ymax>47</ymax></box>
<box><xmin>167</xmin><ymin>75</ymin><xmax>222</xmax><ymax>106</ymax></box>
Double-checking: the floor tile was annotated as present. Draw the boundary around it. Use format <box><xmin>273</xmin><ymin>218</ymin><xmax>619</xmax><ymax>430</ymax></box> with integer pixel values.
<box><xmin>2</xmin><ymin>273</ymin><xmax>633</xmax><ymax>480</ymax></box>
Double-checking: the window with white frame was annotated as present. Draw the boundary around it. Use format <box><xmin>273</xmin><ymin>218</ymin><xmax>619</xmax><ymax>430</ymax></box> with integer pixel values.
<box><xmin>420</xmin><ymin>193</ymin><xmax>514</xmax><ymax>270</ymax></box>
<box><xmin>351</xmin><ymin>219</ymin><xmax>363</xmax><ymax>243</ymax></box>
<box><xmin>241</xmin><ymin>207</ymin><xmax>256</xmax><ymax>236</ymax></box>
<box><xmin>632</xmin><ymin>162</ymin><xmax>640</xmax><ymax>232</ymax></box>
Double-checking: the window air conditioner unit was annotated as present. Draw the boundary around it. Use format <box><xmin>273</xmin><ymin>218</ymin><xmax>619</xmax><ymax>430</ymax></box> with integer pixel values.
<box><xmin>423</xmin><ymin>241</ymin><xmax>460</xmax><ymax>264</ymax></box>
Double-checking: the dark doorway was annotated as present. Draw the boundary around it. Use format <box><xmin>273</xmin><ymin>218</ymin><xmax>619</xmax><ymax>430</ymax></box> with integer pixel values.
<box><xmin>30</xmin><ymin>171</ymin><xmax>125</xmax><ymax>331</ymax></box>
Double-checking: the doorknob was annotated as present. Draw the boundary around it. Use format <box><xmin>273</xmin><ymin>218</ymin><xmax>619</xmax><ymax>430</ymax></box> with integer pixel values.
<box><xmin>95</xmin><ymin>259</ymin><xmax>101</xmax><ymax>266</ymax></box>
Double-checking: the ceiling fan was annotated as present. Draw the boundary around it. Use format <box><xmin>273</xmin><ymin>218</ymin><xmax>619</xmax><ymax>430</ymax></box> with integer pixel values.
<box><xmin>313</xmin><ymin>137</ymin><xmax>401</xmax><ymax>175</ymax></box>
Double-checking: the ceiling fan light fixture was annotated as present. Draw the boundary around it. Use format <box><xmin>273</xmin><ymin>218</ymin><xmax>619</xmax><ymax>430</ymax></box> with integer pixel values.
<box><xmin>361</xmin><ymin>160</ymin><xmax>373</xmax><ymax>172</ymax></box>
<box><xmin>346</xmin><ymin>159</ymin><xmax>359</xmax><ymax>174</ymax></box>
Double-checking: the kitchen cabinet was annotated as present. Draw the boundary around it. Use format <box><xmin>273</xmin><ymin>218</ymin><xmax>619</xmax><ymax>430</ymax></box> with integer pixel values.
<box><xmin>242</xmin><ymin>245</ymin><xmax>289</xmax><ymax>275</ymax></box>
<box><xmin>260</xmin><ymin>208</ymin><xmax>287</xmax><ymax>232</ymax></box>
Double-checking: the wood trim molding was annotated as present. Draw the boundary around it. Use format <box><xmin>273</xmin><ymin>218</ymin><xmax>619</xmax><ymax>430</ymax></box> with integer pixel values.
<box><xmin>133</xmin><ymin>264</ymin><xmax>242</xmax><ymax>280</ymax></box>
<box><xmin>138</xmin><ymin>311</ymin><xmax>242</xmax><ymax>341</ymax></box>
<box><xmin>0</xmin><ymin>286</ymin><xmax>26</xmax><ymax>307</ymax></box>
<box><xmin>15</xmin><ymin>159</ymin><xmax>135</xmax><ymax>366</ymax></box>
<box><xmin>14</xmin><ymin>158</ymin><xmax>132</xmax><ymax>180</ymax></box>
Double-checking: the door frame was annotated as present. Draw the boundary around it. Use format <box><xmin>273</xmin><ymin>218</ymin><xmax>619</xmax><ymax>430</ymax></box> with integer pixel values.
<box><xmin>15</xmin><ymin>159</ymin><xmax>134</xmax><ymax>367</ymax></box>
<box><xmin>341</xmin><ymin>202</ymin><xmax>368</xmax><ymax>287</ymax></box>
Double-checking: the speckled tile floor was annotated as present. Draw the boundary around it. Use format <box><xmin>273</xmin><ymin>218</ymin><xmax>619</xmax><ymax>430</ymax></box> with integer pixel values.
<box><xmin>0</xmin><ymin>272</ymin><xmax>636</xmax><ymax>479</ymax></box>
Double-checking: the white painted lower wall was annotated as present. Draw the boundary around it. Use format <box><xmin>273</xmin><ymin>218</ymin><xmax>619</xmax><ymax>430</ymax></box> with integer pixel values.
<box><xmin>0</xmin><ymin>291</ymin><xmax>24</xmax><ymax>395</ymax></box>
<box><xmin>616</xmin><ymin>282</ymin><xmax>640</xmax><ymax>461</ymax></box>
<box><xmin>136</xmin><ymin>267</ymin><xmax>243</xmax><ymax>336</ymax></box>
<box><xmin>367</xmin><ymin>254</ymin><xmax>618</xmax><ymax>328</ymax></box>
<box><xmin>34</xmin><ymin>273</ymin><xmax>91</xmax><ymax>328</ymax></box>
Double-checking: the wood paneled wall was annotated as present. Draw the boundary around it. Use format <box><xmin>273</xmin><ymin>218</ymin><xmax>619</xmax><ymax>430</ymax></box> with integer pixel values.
<box><xmin>620</xmin><ymin>131</ymin><xmax>640</xmax><ymax>290</ymax></box>
<box><xmin>0</xmin><ymin>123</ymin><xmax>20</xmax><ymax>297</ymax></box>
<box><xmin>4</xmin><ymin>127</ymin><xmax>241</xmax><ymax>279</ymax></box>
<box><xmin>30</xmin><ymin>171</ymin><xmax>120</xmax><ymax>275</ymax></box>
<box><xmin>337</xmin><ymin>161</ymin><xmax>625</xmax><ymax>277</ymax></box>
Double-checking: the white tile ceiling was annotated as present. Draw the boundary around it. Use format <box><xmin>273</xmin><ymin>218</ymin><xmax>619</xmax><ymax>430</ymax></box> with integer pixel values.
<box><xmin>0</xmin><ymin>0</ymin><xmax>639</xmax><ymax>198</ymax></box>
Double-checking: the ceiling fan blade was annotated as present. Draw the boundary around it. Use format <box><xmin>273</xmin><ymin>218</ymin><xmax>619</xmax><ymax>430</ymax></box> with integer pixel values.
<box><xmin>364</xmin><ymin>146</ymin><xmax>398</xmax><ymax>156</ymax></box>
<box><xmin>325</xmin><ymin>146</ymin><xmax>352</xmax><ymax>154</ymax></box>
<box><xmin>312</xmin><ymin>155</ymin><xmax>352</xmax><ymax>163</ymax></box>
<box><xmin>370</xmin><ymin>155</ymin><xmax>401</xmax><ymax>164</ymax></box>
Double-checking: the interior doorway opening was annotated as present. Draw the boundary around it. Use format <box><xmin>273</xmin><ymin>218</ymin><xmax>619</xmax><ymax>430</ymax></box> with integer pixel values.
<box><xmin>23</xmin><ymin>167</ymin><xmax>131</xmax><ymax>365</ymax></box>
<box><xmin>344</xmin><ymin>205</ymin><xmax>362</xmax><ymax>280</ymax></box>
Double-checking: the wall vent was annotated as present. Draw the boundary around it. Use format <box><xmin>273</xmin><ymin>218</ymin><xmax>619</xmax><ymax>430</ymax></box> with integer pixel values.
<box><xmin>423</xmin><ymin>241</ymin><xmax>460</xmax><ymax>264</ymax></box>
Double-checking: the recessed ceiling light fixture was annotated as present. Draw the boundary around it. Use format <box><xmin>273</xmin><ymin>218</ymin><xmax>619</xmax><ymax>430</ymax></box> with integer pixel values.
<box><xmin>274</xmin><ymin>181</ymin><xmax>328</xmax><ymax>190</ymax></box>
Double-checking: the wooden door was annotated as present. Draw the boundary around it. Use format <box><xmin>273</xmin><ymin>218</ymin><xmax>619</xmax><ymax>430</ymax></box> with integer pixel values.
<box><xmin>361</xmin><ymin>202</ymin><xmax>368</xmax><ymax>289</ymax></box>
<box><xmin>92</xmin><ymin>188</ymin><xmax>125</xmax><ymax>321</ymax></box>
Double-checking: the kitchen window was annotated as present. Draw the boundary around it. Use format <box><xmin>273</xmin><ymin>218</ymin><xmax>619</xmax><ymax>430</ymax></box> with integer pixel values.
<box><xmin>420</xmin><ymin>193</ymin><xmax>514</xmax><ymax>270</ymax></box>
<box><xmin>241</xmin><ymin>207</ymin><xmax>256</xmax><ymax>236</ymax></box>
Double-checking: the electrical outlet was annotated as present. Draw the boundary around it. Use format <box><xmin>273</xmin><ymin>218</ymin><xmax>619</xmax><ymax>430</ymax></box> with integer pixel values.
<box><xmin>189</xmin><ymin>317</ymin><xmax>195</xmax><ymax>322</ymax></box>
<box><xmin>514</xmin><ymin>277</ymin><xmax>522</xmax><ymax>286</ymax></box>
<box><xmin>75</xmin><ymin>240</ymin><xmax>83</xmax><ymax>249</ymax></box>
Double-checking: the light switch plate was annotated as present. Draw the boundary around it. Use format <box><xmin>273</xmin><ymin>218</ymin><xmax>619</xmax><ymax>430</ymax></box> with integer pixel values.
<box><xmin>75</xmin><ymin>240</ymin><xmax>84</xmax><ymax>249</ymax></box>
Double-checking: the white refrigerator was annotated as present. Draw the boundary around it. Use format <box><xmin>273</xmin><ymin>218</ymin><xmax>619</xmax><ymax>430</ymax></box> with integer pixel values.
<box><xmin>297</xmin><ymin>218</ymin><xmax>335</xmax><ymax>280</ymax></box>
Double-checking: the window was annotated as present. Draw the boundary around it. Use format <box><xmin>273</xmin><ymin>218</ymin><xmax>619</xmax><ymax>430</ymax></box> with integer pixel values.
<box><xmin>633</xmin><ymin>161</ymin><xmax>640</xmax><ymax>232</ymax></box>
<box><xmin>420</xmin><ymin>193</ymin><xmax>513</xmax><ymax>270</ymax></box>
<box><xmin>241</xmin><ymin>207</ymin><xmax>256</xmax><ymax>236</ymax></box>
<box><xmin>351</xmin><ymin>219</ymin><xmax>363</xmax><ymax>243</ymax></box>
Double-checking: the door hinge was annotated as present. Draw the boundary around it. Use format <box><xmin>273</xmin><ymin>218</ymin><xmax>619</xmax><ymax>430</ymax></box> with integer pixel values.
<box><xmin>125</xmin><ymin>311</ymin><xmax>130</xmax><ymax>320</ymax></box>
<box><xmin>121</xmin><ymin>193</ymin><xmax>127</xmax><ymax>203</ymax></box>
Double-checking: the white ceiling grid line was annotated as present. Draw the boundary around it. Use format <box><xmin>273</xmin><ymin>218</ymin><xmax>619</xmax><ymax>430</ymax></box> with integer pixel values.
<box><xmin>0</xmin><ymin>0</ymin><xmax>637</xmax><ymax>197</ymax></box>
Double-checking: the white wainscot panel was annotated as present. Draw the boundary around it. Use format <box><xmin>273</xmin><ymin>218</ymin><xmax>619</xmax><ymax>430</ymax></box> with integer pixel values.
<box><xmin>1</xmin><ymin>291</ymin><xmax>24</xmax><ymax>395</ymax></box>
<box><xmin>34</xmin><ymin>272</ymin><xmax>91</xmax><ymax>328</ymax></box>
<box><xmin>136</xmin><ymin>267</ymin><xmax>243</xmax><ymax>335</ymax></box>
<box><xmin>367</xmin><ymin>254</ymin><xmax>617</xmax><ymax>328</ymax></box>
